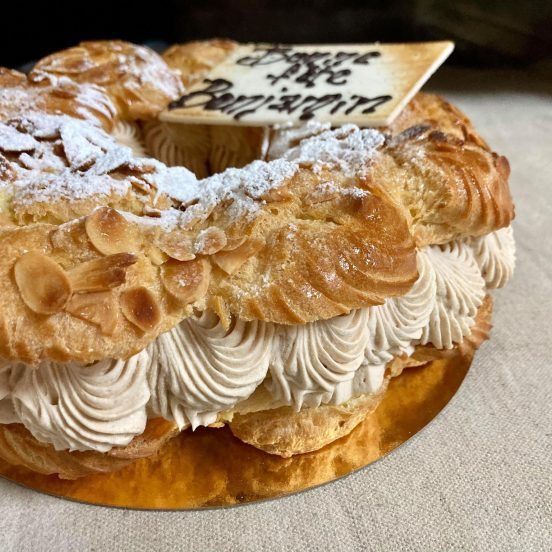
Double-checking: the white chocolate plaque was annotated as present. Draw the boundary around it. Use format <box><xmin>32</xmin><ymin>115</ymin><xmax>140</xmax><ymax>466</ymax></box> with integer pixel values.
<box><xmin>161</xmin><ymin>41</ymin><xmax>454</xmax><ymax>127</ymax></box>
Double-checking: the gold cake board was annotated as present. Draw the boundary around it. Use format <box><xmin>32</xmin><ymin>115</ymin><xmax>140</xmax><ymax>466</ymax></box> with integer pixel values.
<box><xmin>0</xmin><ymin>355</ymin><xmax>471</xmax><ymax>509</ymax></box>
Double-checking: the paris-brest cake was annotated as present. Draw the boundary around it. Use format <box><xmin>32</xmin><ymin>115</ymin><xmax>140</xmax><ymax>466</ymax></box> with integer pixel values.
<box><xmin>0</xmin><ymin>40</ymin><xmax>514</xmax><ymax>478</ymax></box>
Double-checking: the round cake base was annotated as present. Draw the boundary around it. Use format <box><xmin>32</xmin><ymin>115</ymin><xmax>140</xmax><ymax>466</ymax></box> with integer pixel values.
<box><xmin>0</xmin><ymin>353</ymin><xmax>471</xmax><ymax>509</ymax></box>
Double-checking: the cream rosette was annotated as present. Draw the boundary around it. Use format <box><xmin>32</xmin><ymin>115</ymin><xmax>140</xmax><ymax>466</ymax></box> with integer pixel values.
<box><xmin>6</xmin><ymin>354</ymin><xmax>150</xmax><ymax>452</ymax></box>
<box><xmin>147</xmin><ymin>311</ymin><xmax>274</xmax><ymax>429</ymax></box>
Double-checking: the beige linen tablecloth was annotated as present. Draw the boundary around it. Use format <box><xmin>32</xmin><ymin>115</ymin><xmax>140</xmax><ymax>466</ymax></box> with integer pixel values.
<box><xmin>0</xmin><ymin>66</ymin><xmax>550</xmax><ymax>552</ymax></box>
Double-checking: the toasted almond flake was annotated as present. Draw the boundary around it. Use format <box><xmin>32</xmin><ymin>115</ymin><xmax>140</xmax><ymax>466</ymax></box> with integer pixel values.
<box><xmin>208</xmin><ymin>295</ymin><xmax>231</xmax><ymax>330</ymax></box>
<box><xmin>121</xmin><ymin>287</ymin><xmax>161</xmax><ymax>332</ymax></box>
<box><xmin>65</xmin><ymin>291</ymin><xmax>119</xmax><ymax>335</ymax></box>
<box><xmin>67</xmin><ymin>253</ymin><xmax>137</xmax><ymax>292</ymax></box>
<box><xmin>85</xmin><ymin>207</ymin><xmax>141</xmax><ymax>255</ymax></box>
<box><xmin>221</xmin><ymin>235</ymin><xmax>247</xmax><ymax>251</ymax></box>
<box><xmin>153</xmin><ymin>230</ymin><xmax>195</xmax><ymax>261</ymax></box>
<box><xmin>194</xmin><ymin>227</ymin><xmax>227</xmax><ymax>255</ymax></box>
<box><xmin>212</xmin><ymin>238</ymin><xmax>264</xmax><ymax>275</ymax></box>
<box><xmin>145</xmin><ymin>244</ymin><xmax>168</xmax><ymax>266</ymax></box>
<box><xmin>161</xmin><ymin>258</ymin><xmax>211</xmax><ymax>304</ymax></box>
<box><xmin>14</xmin><ymin>251</ymin><xmax>72</xmax><ymax>314</ymax></box>
<box><xmin>50</xmin><ymin>220</ymin><xmax>90</xmax><ymax>254</ymax></box>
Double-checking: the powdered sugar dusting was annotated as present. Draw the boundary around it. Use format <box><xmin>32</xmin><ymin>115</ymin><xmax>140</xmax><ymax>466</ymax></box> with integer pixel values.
<box><xmin>284</xmin><ymin>124</ymin><xmax>385</xmax><ymax>178</ymax></box>
<box><xmin>5</xmin><ymin>114</ymin><xmax>135</xmax><ymax>205</ymax></box>
<box><xmin>0</xmin><ymin>76</ymin><xmax>116</xmax><ymax>128</ymax></box>
<box><xmin>1</xmin><ymin>103</ymin><xmax>379</xmax><ymax>232</ymax></box>
<box><xmin>0</xmin><ymin>123</ymin><xmax>39</xmax><ymax>152</ymax></box>
<box><xmin>267</xmin><ymin>120</ymin><xmax>331</xmax><ymax>160</ymax></box>
<box><xmin>0</xmin><ymin>112</ymin><xmax>199</xmax><ymax>210</ymax></box>
<box><xmin>90</xmin><ymin>145</ymin><xmax>133</xmax><ymax>175</ymax></box>
<box><xmin>314</xmin><ymin>181</ymin><xmax>371</xmax><ymax>200</ymax></box>
<box><xmin>72</xmin><ymin>81</ymin><xmax>118</xmax><ymax>122</ymax></box>
<box><xmin>119</xmin><ymin>159</ymin><xmax>297</xmax><ymax>232</ymax></box>
<box><xmin>222</xmin><ymin>159</ymin><xmax>293</xmax><ymax>200</ymax></box>
<box><xmin>138</xmin><ymin>162</ymin><xmax>199</xmax><ymax>205</ymax></box>
<box><xmin>14</xmin><ymin>170</ymin><xmax>131</xmax><ymax>206</ymax></box>
<box><xmin>31</xmin><ymin>43</ymin><xmax>183</xmax><ymax>106</ymax></box>
<box><xmin>179</xmin><ymin>159</ymin><xmax>297</xmax><ymax>228</ymax></box>
<box><xmin>18</xmin><ymin>112</ymin><xmax>74</xmax><ymax>139</ymax></box>
<box><xmin>121</xmin><ymin>208</ymin><xmax>184</xmax><ymax>232</ymax></box>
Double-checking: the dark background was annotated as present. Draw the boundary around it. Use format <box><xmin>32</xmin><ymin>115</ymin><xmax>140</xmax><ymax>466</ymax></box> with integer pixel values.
<box><xmin>2</xmin><ymin>1</ymin><xmax>551</xmax><ymax>69</ymax></box>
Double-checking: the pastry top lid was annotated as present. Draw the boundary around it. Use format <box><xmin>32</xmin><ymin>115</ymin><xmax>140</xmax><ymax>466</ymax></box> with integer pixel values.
<box><xmin>0</xmin><ymin>40</ymin><xmax>514</xmax><ymax>367</ymax></box>
<box><xmin>161</xmin><ymin>41</ymin><xmax>454</xmax><ymax>127</ymax></box>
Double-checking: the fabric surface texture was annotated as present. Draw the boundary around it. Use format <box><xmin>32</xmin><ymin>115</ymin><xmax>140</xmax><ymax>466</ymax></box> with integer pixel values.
<box><xmin>0</xmin><ymin>65</ymin><xmax>550</xmax><ymax>552</ymax></box>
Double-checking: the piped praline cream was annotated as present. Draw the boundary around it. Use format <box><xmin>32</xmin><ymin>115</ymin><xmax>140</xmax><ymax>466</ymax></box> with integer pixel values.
<box><xmin>0</xmin><ymin>354</ymin><xmax>150</xmax><ymax>452</ymax></box>
<box><xmin>111</xmin><ymin>121</ymin><xmax>147</xmax><ymax>158</ymax></box>
<box><xmin>0</xmin><ymin>229</ymin><xmax>515</xmax><ymax>452</ymax></box>
<box><xmin>147</xmin><ymin>312</ymin><xmax>274</xmax><ymax>429</ymax></box>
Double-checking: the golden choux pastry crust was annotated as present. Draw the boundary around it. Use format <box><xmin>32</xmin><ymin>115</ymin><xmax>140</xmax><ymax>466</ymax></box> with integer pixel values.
<box><xmin>158</xmin><ymin>42</ymin><xmax>514</xmax><ymax>245</ymax></box>
<box><xmin>0</xmin><ymin>41</ymin><xmax>513</xmax><ymax>357</ymax></box>
<box><xmin>0</xmin><ymin>214</ymin><xmax>209</xmax><ymax>363</ymax></box>
<box><xmin>386</xmin><ymin>92</ymin><xmax>489</xmax><ymax>148</ymax></box>
<box><xmin>163</xmin><ymin>40</ymin><xmax>238</xmax><ymax>88</ymax></box>
<box><xmin>229</xmin><ymin>390</ymin><xmax>389</xmax><ymax>458</ymax></box>
<box><xmin>0</xmin><ymin>39</ymin><xmax>514</xmax><ymax>478</ymax></box>
<box><xmin>0</xmin><ymin>158</ymin><xmax>419</xmax><ymax>362</ymax></box>
<box><xmin>373</xmin><ymin>123</ymin><xmax>513</xmax><ymax>246</ymax></box>
<box><xmin>30</xmin><ymin>41</ymin><xmax>184</xmax><ymax>120</ymax></box>
<box><xmin>0</xmin><ymin>67</ymin><xmax>116</xmax><ymax>131</ymax></box>
<box><xmin>0</xmin><ymin>418</ymin><xmax>178</xmax><ymax>480</ymax></box>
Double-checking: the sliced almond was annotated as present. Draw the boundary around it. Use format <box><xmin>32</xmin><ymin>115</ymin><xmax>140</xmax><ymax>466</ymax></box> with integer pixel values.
<box><xmin>208</xmin><ymin>295</ymin><xmax>231</xmax><ymax>331</ymax></box>
<box><xmin>51</xmin><ymin>220</ymin><xmax>90</xmax><ymax>255</ymax></box>
<box><xmin>161</xmin><ymin>258</ymin><xmax>211</xmax><ymax>305</ymax></box>
<box><xmin>67</xmin><ymin>253</ymin><xmax>137</xmax><ymax>293</ymax></box>
<box><xmin>14</xmin><ymin>251</ymin><xmax>72</xmax><ymax>314</ymax></box>
<box><xmin>194</xmin><ymin>227</ymin><xmax>227</xmax><ymax>255</ymax></box>
<box><xmin>121</xmin><ymin>287</ymin><xmax>161</xmax><ymax>332</ymax></box>
<box><xmin>65</xmin><ymin>291</ymin><xmax>119</xmax><ymax>335</ymax></box>
<box><xmin>145</xmin><ymin>244</ymin><xmax>168</xmax><ymax>266</ymax></box>
<box><xmin>153</xmin><ymin>230</ymin><xmax>195</xmax><ymax>261</ymax></box>
<box><xmin>212</xmin><ymin>238</ymin><xmax>264</xmax><ymax>275</ymax></box>
<box><xmin>222</xmin><ymin>235</ymin><xmax>247</xmax><ymax>251</ymax></box>
<box><xmin>85</xmin><ymin>207</ymin><xmax>141</xmax><ymax>255</ymax></box>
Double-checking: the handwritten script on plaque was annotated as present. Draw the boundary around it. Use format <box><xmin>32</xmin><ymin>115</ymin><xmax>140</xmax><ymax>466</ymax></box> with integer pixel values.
<box><xmin>162</xmin><ymin>41</ymin><xmax>454</xmax><ymax>127</ymax></box>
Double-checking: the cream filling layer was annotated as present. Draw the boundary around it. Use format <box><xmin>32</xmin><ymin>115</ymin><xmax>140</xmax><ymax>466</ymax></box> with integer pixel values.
<box><xmin>111</xmin><ymin>121</ymin><xmax>147</xmax><ymax>158</ymax></box>
<box><xmin>0</xmin><ymin>354</ymin><xmax>150</xmax><ymax>452</ymax></box>
<box><xmin>147</xmin><ymin>311</ymin><xmax>274</xmax><ymax>430</ymax></box>
<box><xmin>0</xmin><ymin>229</ymin><xmax>515</xmax><ymax>452</ymax></box>
<box><xmin>469</xmin><ymin>226</ymin><xmax>516</xmax><ymax>289</ymax></box>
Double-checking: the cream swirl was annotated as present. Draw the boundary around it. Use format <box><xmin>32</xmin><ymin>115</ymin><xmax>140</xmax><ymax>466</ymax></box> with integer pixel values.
<box><xmin>267</xmin><ymin>249</ymin><xmax>438</xmax><ymax>409</ymax></box>
<box><xmin>0</xmin><ymin>231</ymin><xmax>514</xmax><ymax>452</ymax></box>
<box><xmin>111</xmin><ymin>120</ymin><xmax>147</xmax><ymax>157</ymax></box>
<box><xmin>143</xmin><ymin>120</ymin><xmax>210</xmax><ymax>178</ymax></box>
<box><xmin>364</xmin><ymin>249</ymin><xmax>437</xmax><ymax>365</ymax></box>
<box><xmin>147</xmin><ymin>311</ymin><xmax>274</xmax><ymax>429</ymax></box>
<box><xmin>8</xmin><ymin>354</ymin><xmax>150</xmax><ymax>452</ymax></box>
<box><xmin>469</xmin><ymin>227</ymin><xmax>516</xmax><ymax>289</ymax></box>
<box><xmin>267</xmin><ymin>309</ymin><xmax>370</xmax><ymax>409</ymax></box>
<box><xmin>331</xmin><ymin>364</ymin><xmax>387</xmax><ymax>405</ymax></box>
<box><xmin>420</xmin><ymin>242</ymin><xmax>486</xmax><ymax>349</ymax></box>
